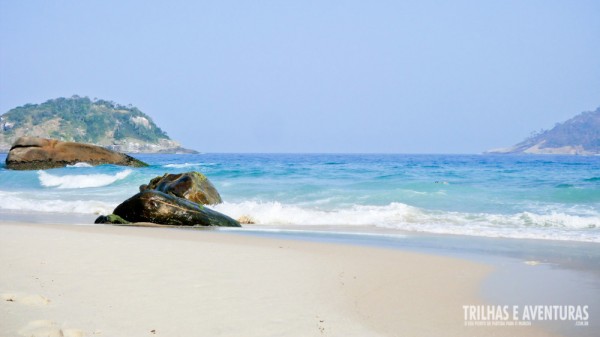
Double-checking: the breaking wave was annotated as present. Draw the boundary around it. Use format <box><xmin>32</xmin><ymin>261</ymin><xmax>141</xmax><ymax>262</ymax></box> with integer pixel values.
<box><xmin>38</xmin><ymin>170</ymin><xmax>132</xmax><ymax>189</ymax></box>
<box><xmin>212</xmin><ymin>201</ymin><xmax>600</xmax><ymax>242</ymax></box>
<box><xmin>66</xmin><ymin>162</ymin><xmax>94</xmax><ymax>168</ymax></box>
<box><xmin>0</xmin><ymin>191</ymin><xmax>115</xmax><ymax>214</ymax></box>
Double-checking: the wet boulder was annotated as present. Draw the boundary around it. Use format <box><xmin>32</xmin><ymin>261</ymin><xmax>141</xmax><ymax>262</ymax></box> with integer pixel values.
<box><xmin>5</xmin><ymin>137</ymin><xmax>147</xmax><ymax>170</ymax></box>
<box><xmin>111</xmin><ymin>190</ymin><xmax>240</xmax><ymax>227</ymax></box>
<box><xmin>140</xmin><ymin>171</ymin><xmax>222</xmax><ymax>205</ymax></box>
<box><xmin>94</xmin><ymin>214</ymin><xmax>130</xmax><ymax>225</ymax></box>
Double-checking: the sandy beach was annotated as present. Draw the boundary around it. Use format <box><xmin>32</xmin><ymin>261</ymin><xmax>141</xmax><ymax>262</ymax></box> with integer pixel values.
<box><xmin>0</xmin><ymin>222</ymin><xmax>560</xmax><ymax>337</ymax></box>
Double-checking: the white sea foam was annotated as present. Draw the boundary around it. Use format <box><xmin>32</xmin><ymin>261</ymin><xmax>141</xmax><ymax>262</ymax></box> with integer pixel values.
<box><xmin>212</xmin><ymin>201</ymin><xmax>600</xmax><ymax>242</ymax></box>
<box><xmin>38</xmin><ymin>170</ymin><xmax>132</xmax><ymax>189</ymax></box>
<box><xmin>0</xmin><ymin>191</ymin><xmax>115</xmax><ymax>214</ymax></box>
<box><xmin>213</xmin><ymin>201</ymin><xmax>417</xmax><ymax>226</ymax></box>
<box><xmin>66</xmin><ymin>162</ymin><xmax>93</xmax><ymax>168</ymax></box>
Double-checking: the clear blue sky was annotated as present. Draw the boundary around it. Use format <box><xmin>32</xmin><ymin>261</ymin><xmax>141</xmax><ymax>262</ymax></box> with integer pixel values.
<box><xmin>1</xmin><ymin>0</ymin><xmax>599</xmax><ymax>153</ymax></box>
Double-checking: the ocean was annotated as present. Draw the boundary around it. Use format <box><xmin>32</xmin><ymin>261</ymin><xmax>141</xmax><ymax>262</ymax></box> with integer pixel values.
<box><xmin>1</xmin><ymin>153</ymin><xmax>599</xmax><ymax>243</ymax></box>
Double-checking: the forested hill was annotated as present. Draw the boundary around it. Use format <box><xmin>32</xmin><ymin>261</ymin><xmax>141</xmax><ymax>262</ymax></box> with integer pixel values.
<box><xmin>0</xmin><ymin>96</ymin><xmax>196</xmax><ymax>153</ymax></box>
<box><xmin>487</xmin><ymin>107</ymin><xmax>600</xmax><ymax>155</ymax></box>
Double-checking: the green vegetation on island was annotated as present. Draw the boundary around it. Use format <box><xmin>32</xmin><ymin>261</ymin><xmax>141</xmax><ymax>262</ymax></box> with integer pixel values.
<box><xmin>0</xmin><ymin>95</ymin><xmax>196</xmax><ymax>153</ymax></box>
<box><xmin>487</xmin><ymin>107</ymin><xmax>600</xmax><ymax>155</ymax></box>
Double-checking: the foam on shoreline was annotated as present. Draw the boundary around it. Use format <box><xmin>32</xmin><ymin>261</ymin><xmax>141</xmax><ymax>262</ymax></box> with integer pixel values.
<box><xmin>212</xmin><ymin>201</ymin><xmax>600</xmax><ymax>242</ymax></box>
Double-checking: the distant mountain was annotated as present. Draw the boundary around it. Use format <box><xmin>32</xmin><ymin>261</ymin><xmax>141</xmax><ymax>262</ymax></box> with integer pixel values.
<box><xmin>0</xmin><ymin>96</ymin><xmax>197</xmax><ymax>153</ymax></box>
<box><xmin>487</xmin><ymin>107</ymin><xmax>600</xmax><ymax>155</ymax></box>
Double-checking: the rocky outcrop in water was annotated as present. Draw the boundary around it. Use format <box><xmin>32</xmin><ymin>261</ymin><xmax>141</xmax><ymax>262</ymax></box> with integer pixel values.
<box><xmin>103</xmin><ymin>190</ymin><xmax>240</xmax><ymax>227</ymax></box>
<box><xmin>140</xmin><ymin>172</ymin><xmax>222</xmax><ymax>205</ymax></box>
<box><xmin>5</xmin><ymin>137</ymin><xmax>148</xmax><ymax>170</ymax></box>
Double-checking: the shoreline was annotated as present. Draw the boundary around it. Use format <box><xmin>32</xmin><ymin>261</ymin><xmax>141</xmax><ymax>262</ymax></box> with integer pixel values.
<box><xmin>238</xmin><ymin>224</ymin><xmax>600</xmax><ymax>270</ymax></box>
<box><xmin>2</xmin><ymin>208</ymin><xmax>599</xmax><ymax>244</ymax></box>
<box><xmin>0</xmin><ymin>221</ymin><xmax>572</xmax><ymax>337</ymax></box>
<box><xmin>222</xmin><ymin>224</ymin><xmax>600</xmax><ymax>337</ymax></box>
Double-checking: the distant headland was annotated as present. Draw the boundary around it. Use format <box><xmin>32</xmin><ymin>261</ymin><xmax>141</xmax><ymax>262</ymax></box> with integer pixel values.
<box><xmin>0</xmin><ymin>95</ymin><xmax>197</xmax><ymax>154</ymax></box>
<box><xmin>486</xmin><ymin>106</ymin><xmax>600</xmax><ymax>155</ymax></box>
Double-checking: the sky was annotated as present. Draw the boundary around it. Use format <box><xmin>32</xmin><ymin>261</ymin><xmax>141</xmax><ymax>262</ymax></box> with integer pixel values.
<box><xmin>1</xmin><ymin>0</ymin><xmax>599</xmax><ymax>153</ymax></box>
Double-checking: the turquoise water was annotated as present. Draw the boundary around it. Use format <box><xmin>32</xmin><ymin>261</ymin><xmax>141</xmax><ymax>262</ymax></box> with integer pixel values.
<box><xmin>0</xmin><ymin>153</ymin><xmax>599</xmax><ymax>242</ymax></box>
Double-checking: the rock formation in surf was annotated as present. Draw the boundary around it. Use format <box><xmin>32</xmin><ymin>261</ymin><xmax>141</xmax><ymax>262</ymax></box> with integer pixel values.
<box><xmin>5</xmin><ymin>137</ymin><xmax>148</xmax><ymax>170</ymax></box>
<box><xmin>96</xmin><ymin>190</ymin><xmax>240</xmax><ymax>227</ymax></box>
<box><xmin>139</xmin><ymin>171</ymin><xmax>222</xmax><ymax>205</ymax></box>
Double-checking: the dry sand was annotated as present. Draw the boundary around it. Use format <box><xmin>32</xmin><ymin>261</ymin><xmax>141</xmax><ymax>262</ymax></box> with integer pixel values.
<box><xmin>0</xmin><ymin>222</ymin><xmax>554</xmax><ymax>337</ymax></box>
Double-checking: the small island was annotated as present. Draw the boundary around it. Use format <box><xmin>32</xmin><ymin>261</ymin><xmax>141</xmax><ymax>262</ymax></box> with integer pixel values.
<box><xmin>487</xmin><ymin>107</ymin><xmax>600</xmax><ymax>155</ymax></box>
<box><xmin>0</xmin><ymin>95</ymin><xmax>197</xmax><ymax>154</ymax></box>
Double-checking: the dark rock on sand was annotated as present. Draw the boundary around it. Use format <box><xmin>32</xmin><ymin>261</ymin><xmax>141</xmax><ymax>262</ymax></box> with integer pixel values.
<box><xmin>140</xmin><ymin>171</ymin><xmax>222</xmax><ymax>205</ymax></box>
<box><xmin>5</xmin><ymin>137</ymin><xmax>148</xmax><ymax>170</ymax></box>
<box><xmin>94</xmin><ymin>214</ymin><xmax>130</xmax><ymax>225</ymax></box>
<box><xmin>112</xmin><ymin>190</ymin><xmax>240</xmax><ymax>227</ymax></box>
